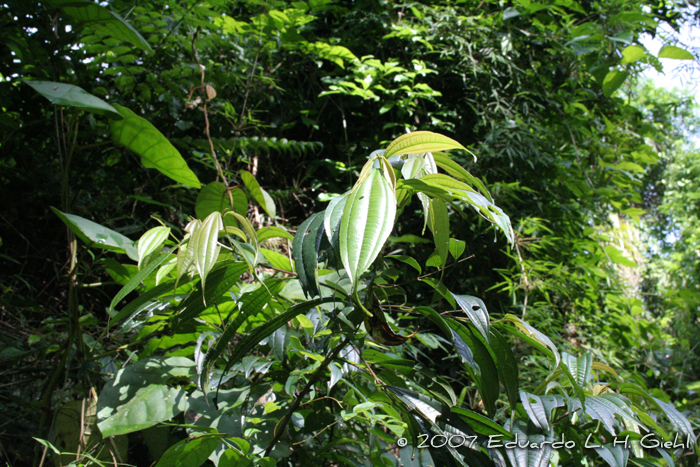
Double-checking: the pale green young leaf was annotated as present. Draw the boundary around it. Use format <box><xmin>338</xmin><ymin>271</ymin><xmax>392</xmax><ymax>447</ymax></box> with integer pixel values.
<box><xmin>658</xmin><ymin>45</ymin><xmax>695</xmax><ymax>60</ymax></box>
<box><xmin>449</xmin><ymin>238</ymin><xmax>465</xmax><ymax>259</ymax></box>
<box><xmin>324</xmin><ymin>194</ymin><xmax>348</xmax><ymax>244</ymax></box>
<box><xmin>240</xmin><ymin>170</ymin><xmax>276</xmax><ymax>219</ymax></box>
<box><xmin>384</xmin><ymin>131</ymin><xmax>470</xmax><ymax>159</ymax></box>
<box><xmin>260</xmin><ymin>248</ymin><xmax>293</xmax><ymax>271</ymax></box>
<box><xmin>137</xmin><ymin>226</ymin><xmax>170</xmax><ymax>268</ymax></box>
<box><xmin>257</xmin><ymin>226</ymin><xmax>294</xmax><ymax>243</ymax></box>
<box><xmin>155</xmin><ymin>257</ymin><xmax>176</xmax><ymax>286</ymax></box>
<box><xmin>24</xmin><ymin>80</ymin><xmax>122</xmax><ymax>119</ymax></box>
<box><xmin>339</xmin><ymin>169</ymin><xmax>397</xmax><ymax>285</ymax></box>
<box><xmin>191</xmin><ymin>211</ymin><xmax>224</xmax><ymax>300</ymax></box>
<box><xmin>51</xmin><ymin>207</ymin><xmax>138</xmax><ymax>261</ymax></box>
<box><xmin>110</xmin><ymin>104</ymin><xmax>200</xmax><ymax>188</ymax></box>
<box><xmin>620</xmin><ymin>45</ymin><xmax>647</xmax><ymax>64</ymax></box>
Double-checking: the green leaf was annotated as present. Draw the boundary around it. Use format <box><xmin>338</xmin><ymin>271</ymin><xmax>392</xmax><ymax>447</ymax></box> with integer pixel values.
<box><xmin>51</xmin><ymin>207</ymin><xmax>138</xmax><ymax>261</ymax></box>
<box><xmin>384</xmin><ymin>131</ymin><xmax>469</xmax><ymax>158</ymax></box>
<box><xmin>491</xmin><ymin>328</ymin><xmax>519</xmax><ymax>412</ymax></box>
<box><xmin>221</xmin><ymin>297</ymin><xmax>338</xmax><ymax>375</ymax></box>
<box><xmin>502</xmin><ymin>314</ymin><xmax>561</xmax><ymax>369</ymax></box>
<box><xmin>594</xmin><ymin>443</ymin><xmax>629</xmax><ymax>467</ymax></box>
<box><xmin>451</xmin><ymin>294</ymin><xmax>490</xmax><ymax>344</ymax></box>
<box><xmin>445</xmin><ymin>318</ymin><xmax>499</xmax><ymax>415</ymax></box>
<box><xmin>658</xmin><ymin>45</ymin><xmax>695</xmax><ymax>60</ymax></box>
<box><xmin>602</xmin><ymin>70</ymin><xmax>629</xmax><ymax>97</ymax></box>
<box><xmin>196</xmin><ymin>181</ymin><xmax>229</xmax><ymax>220</ymax></box>
<box><xmin>386</xmin><ymin>255</ymin><xmax>421</xmax><ymax>274</ymax></box>
<box><xmin>260</xmin><ymin>248</ymin><xmax>293</xmax><ymax>271</ymax></box>
<box><xmin>110</xmin><ymin>104</ymin><xmax>201</xmax><ymax>189</ymax></box>
<box><xmin>292</xmin><ymin>211</ymin><xmax>326</xmax><ymax>298</ymax></box>
<box><xmin>448</xmin><ymin>238</ymin><xmax>465</xmax><ymax>260</ymax></box>
<box><xmin>653</xmin><ymin>398</ymin><xmax>695</xmax><ymax>440</ymax></box>
<box><xmin>240</xmin><ymin>170</ymin><xmax>276</xmax><ymax>219</ymax></box>
<box><xmin>450</xmin><ymin>407</ymin><xmax>514</xmax><ymax>439</ymax></box>
<box><xmin>432</xmin><ymin>152</ymin><xmax>490</xmax><ymax>198</ymax></box>
<box><xmin>108</xmin><ymin>247</ymin><xmax>176</xmax><ymax>315</ymax></box>
<box><xmin>340</xmin><ymin>168</ymin><xmax>397</xmax><ymax>285</ymax></box>
<box><xmin>604</xmin><ymin>245</ymin><xmax>637</xmax><ymax>267</ymax></box>
<box><xmin>137</xmin><ymin>226</ymin><xmax>170</xmax><ymax>268</ymax></box>
<box><xmin>51</xmin><ymin>0</ymin><xmax>153</xmax><ymax>53</ymax></box>
<box><xmin>520</xmin><ymin>391</ymin><xmax>565</xmax><ymax>431</ymax></box>
<box><xmin>24</xmin><ymin>80</ymin><xmax>122</xmax><ymax>119</ymax></box>
<box><xmin>324</xmin><ymin>194</ymin><xmax>348</xmax><ymax>244</ymax></box>
<box><xmin>561</xmin><ymin>351</ymin><xmax>592</xmax><ymax>388</ymax></box>
<box><xmin>154</xmin><ymin>435</ymin><xmax>222</xmax><ymax>467</ymax></box>
<box><xmin>428</xmin><ymin>198</ymin><xmax>449</xmax><ymax>268</ymax></box>
<box><xmin>620</xmin><ymin>45</ymin><xmax>647</xmax><ymax>65</ymax></box>
<box><xmin>257</xmin><ymin>226</ymin><xmax>294</xmax><ymax>243</ymax></box>
<box><xmin>97</xmin><ymin>357</ymin><xmax>196</xmax><ymax>437</ymax></box>
<box><xmin>190</xmin><ymin>212</ymin><xmax>223</xmax><ymax>299</ymax></box>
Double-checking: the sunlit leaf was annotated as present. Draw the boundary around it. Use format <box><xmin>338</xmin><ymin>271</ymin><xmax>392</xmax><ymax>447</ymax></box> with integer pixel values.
<box><xmin>384</xmin><ymin>131</ymin><xmax>469</xmax><ymax>158</ymax></box>
<box><xmin>111</xmin><ymin>104</ymin><xmax>201</xmax><ymax>188</ymax></box>
<box><xmin>240</xmin><ymin>170</ymin><xmax>276</xmax><ymax>219</ymax></box>
<box><xmin>51</xmin><ymin>207</ymin><xmax>138</xmax><ymax>261</ymax></box>
<box><xmin>137</xmin><ymin>226</ymin><xmax>170</xmax><ymax>268</ymax></box>
<box><xmin>658</xmin><ymin>45</ymin><xmax>695</xmax><ymax>60</ymax></box>
<box><xmin>154</xmin><ymin>435</ymin><xmax>222</xmax><ymax>467</ymax></box>
<box><xmin>24</xmin><ymin>80</ymin><xmax>122</xmax><ymax>119</ymax></box>
<box><xmin>196</xmin><ymin>181</ymin><xmax>229</xmax><ymax>220</ymax></box>
<box><xmin>50</xmin><ymin>0</ymin><xmax>153</xmax><ymax>52</ymax></box>
<box><xmin>452</xmin><ymin>294</ymin><xmax>490</xmax><ymax>344</ymax></box>
<box><xmin>602</xmin><ymin>70</ymin><xmax>629</xmax><ymax>97</ymax></box>
<box><xmin>340</xmin><ymin>168</ymin><xmax>396</xmax><ymax>285</ymax></box>
<box><xmin>190</xmin><ymin>211</ymin><xmax>223</xmax><ymax>299</ymax></box>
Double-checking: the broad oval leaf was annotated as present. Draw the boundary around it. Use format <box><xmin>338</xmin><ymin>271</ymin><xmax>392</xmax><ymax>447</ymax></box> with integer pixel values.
<box><xmin>51</xmin><ymin>207</ymin><xmax>138</xmax><ymax>261</ymax></box>
<box><xmin>53</xmin><ymin>0</ymin><xmax>153</xmax><ymax>53</ymax></box>
<box><xmin>97</xmin><ymin>357</ymin><xmax>196</xmax><ymax>437</ymax></box>
<box><xmin>384</xmin><ymin>131</ymin><xmax>470</xmax><ymax>159</ymax></box>
<box><xmin>24</xmin><ymin>80</ymin><xmax>122</xmax><ymax>119</ymax></box>
<box><xmin>602</xmin><ymin>70</ymin><xmax>629</xmax><ymax>97</ymax></box>
<box><xmin>240</xmin><ymin>170</ymin><xmax>276</xmax><ymax>219</ymax></box>
<box><xmin>196</xmin><ymin>181</ymin><xmax>229</xmax><ymax>220</ymax></box>
<box><xmin>658</xmin><ymin>45</ymin><xmax>695</xmax><ymax>60</ymax></box>
<box><xmin>339</xmin><ymin>169</ymin><xmax>397</xmax><ymax>285</ymax></box>
<box><xmin>137</xmin><ymin>226</ymin><xmax>170</xmax><ymax>267</ymax></box>
<box><xmin>154</xmin><ymin>435</ymin><xmax>222</xmax><ymax>467</ymax></box>
<box><xmin>110</xmin><ymin>104</ymin><xmax>201</xmax><ymax>188</ymax></box>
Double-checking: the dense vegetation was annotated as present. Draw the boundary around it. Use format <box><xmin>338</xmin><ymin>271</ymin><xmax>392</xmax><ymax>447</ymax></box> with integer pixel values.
<box><xmin>0</xmin><ymin>0</ymin><xmax>698</xmax><ymax>466</ymax></box>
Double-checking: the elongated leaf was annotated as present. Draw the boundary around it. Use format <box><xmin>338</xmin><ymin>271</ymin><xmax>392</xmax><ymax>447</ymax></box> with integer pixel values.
<box><xmin>561</xmin><ymin>352</ymin><xmax>592</xmax><ymax>388</ymax></box>
<box><xmin>450</xmin><ymin>407</ymin><xmax>514</xmax><ymax>439</ymax></box>
<box><xmin>97</xmin><ymin>357</ymin><xmax>195</xmax><ymax>437</ymax></box>
<box><xmin>199</xmin><ymin>279</ymin><xmax>287</xmax><ymax>390</ymax></box>
<box><xmin>155</xmin><ymin>435</ymin><xmax>222</xmax><ymax>467</ymax></box>
<box><xmin>240</xmin><ymin>170</ymin><xmax>276</xmax><ymax>218</ymax></box>
<box><xmin>191</xmin><ymin>212</ymin><xmax>223</xmax><ymax>299</ymax></box>
<box><xmin>137</xmin><ymin>226</ymin><xmax>170</xmax><ymax>267</ymax></box>
<box><xmin>594</xmin><ymin>443</ymin><xmax>629</xmax><ymax>467</ymax></box>
<box><xmin>340</xmin><ymin>168</ymin><xmax>396</xmax><ymax>285</ymax></box>
<box><xmin>446</xmin><ymin>318</ymin><xmax>499</xmax><ymax>415</ymax></box>
<box><xmin>452</xmin><ymin>294</ymin><xmax>490</xmax><ymax>344</ymax></box>
<box><xmin>658</xmin><ymin>45</ymin><xmax>695</xmax><ymax>60</ymax></box>
<box><xmin>384</xmin><ymin>131</ymin><xmax>469</xmax><ymax>158</ymax></box>
<box><xmin>260</xmin><ymin>248</ymin><xmax>293</xmax><ymax>271</ymax></box>
<box><xmin>653</xmin><ymin>398</ymin><xmax>695</xmax><ymax>440</ymax></box>
<box><xmin>502</xmin><ymin>314</ymin><xmax>561</xmax><ymax>369</ymax></box>
<box><xmin>222</xmin><ymin>297</ymin><xmax>338</xmax><ymax>374</ymax></box>
<box><xmin>428</xmin><ymin>198</ymin><xmax>449</xmax><ymax>267</ymax></box>
<box><xmin>324</xmin><ymin>194</ymin><xmax>348</xmax><ymax>244</ymax></box>
<box><xmin>109</xmin><ymin>247</ymin><xmax>177</xmax><ymax>315</ymax></box>
<box><xmin>257</xmin><ymin>226</ymin><xmax>294</xmax><ymax>243</ymax></box>
<box><xmin>386</xmin><ymin>255</ymin><xmax>421</xmax><ymax>274</ymax></box>
<box><xmin>432</xmin><ymin>152</ymin><xmax>491</xmax><ymax>200</ymax></box>
<box><xmin>504</xmin><ymin>419</ymin><xmax>554</xmax><ymax>467</ymax></box>
<box><xmin>172</xmin><ymin>261</ymin><xmax>248</xmax><ymax>329</ymax></box>
<box><xmin>24</xmin><ymin>80</ymin><xmax>122</xmax><ymax>119</ymax></box>
<box><xmin>111</xmin><ymin>104</ymin><xmax>201</xmax><ymax>188</ymax></box>
<box><xmin>196</xmin><ymin>181</ymin><xmax>230</xmax><ymax>220</ymax></box>
<box><xmin>51</xmin><ymin>207</ymin><xmax>138</xmax><ymax>261</ymax></box>
<box><xmin>292</xmin><ymin>211</ymin><xmax>326</xmax><ymax>297</ymax></box>
<box><xmin>520</xmin><ymin>391</ymin><xmax>565</xmax><ymax>431</ymax></box>
<box><xmin>491</xmin><ymin>328</ymin><xmax>519</xmax><ymax>412</ymax></box>
<box><xmin>51</xmin><ymin>0</ymin><xmax>153</xmax><ymax>52</ymax></box>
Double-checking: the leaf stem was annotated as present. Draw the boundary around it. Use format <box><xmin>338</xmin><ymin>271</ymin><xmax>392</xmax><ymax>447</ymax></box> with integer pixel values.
<box><xmin>264</xmin><ymin>335</ymin><xmax>352</xmax><ymax>457</ymax></box>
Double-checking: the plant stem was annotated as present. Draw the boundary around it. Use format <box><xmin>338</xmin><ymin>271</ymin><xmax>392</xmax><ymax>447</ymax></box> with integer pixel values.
<box><xmin>264</xmin><ymin>335</ymin><xmax>351</xmax><ymax>457</ymax></box>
